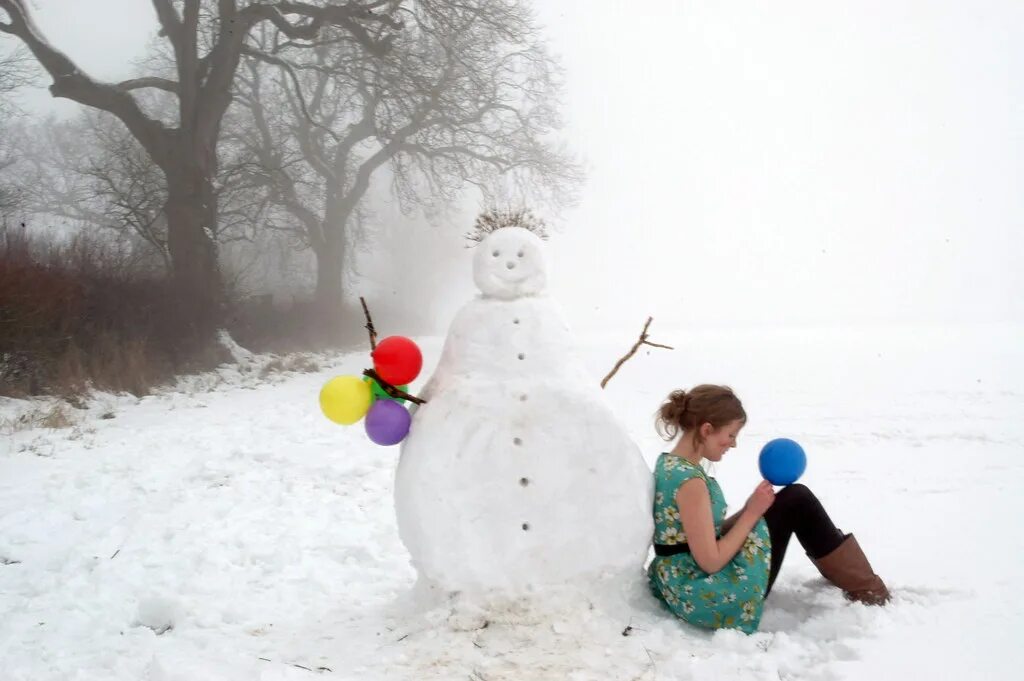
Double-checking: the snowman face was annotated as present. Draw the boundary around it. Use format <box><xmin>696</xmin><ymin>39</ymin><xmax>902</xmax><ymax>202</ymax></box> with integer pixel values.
<box><xmin>473</xmin><ymin>227</ymin><xmax>548</xmax><ymax>299</ymax></box>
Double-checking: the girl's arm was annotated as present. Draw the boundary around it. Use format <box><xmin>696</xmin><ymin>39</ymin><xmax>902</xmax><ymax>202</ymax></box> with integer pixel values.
<box><xmin>720</xmin><ymin>507</ymin><xmax>745</xmax><ymax>534</ymax></box>
<box><xmin>676</xmin><ymin>479</ymin><xmax>770</xmax><ymax>574</ymax></box>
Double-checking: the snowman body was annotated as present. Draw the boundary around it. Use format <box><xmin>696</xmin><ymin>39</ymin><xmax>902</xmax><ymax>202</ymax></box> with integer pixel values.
<box><xmin>394</xmin><ymin>228</ymin><xmax>653</xmax><ymax>595</ymax></box>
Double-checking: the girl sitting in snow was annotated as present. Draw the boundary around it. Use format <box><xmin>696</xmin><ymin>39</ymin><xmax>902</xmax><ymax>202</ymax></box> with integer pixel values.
<box><xmin>648</xmin><ymin>385</ymin><xmax>889</xmax><ymax>633</ymax></box>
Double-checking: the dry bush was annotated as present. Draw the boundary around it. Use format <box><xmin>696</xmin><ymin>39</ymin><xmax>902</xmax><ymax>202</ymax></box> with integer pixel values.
<box><xmin>0</xmin><ymin>224</ymin><xmax>226</xmax><ymax>398</ymax></box>
<box><xmin>1</xmin><ymin>223</ymin><xmax>341</xmax><ymax>399</ymax></box>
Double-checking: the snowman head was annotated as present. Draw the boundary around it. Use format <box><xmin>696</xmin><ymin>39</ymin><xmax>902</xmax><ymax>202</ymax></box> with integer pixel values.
<box><xmin>472</xmin><ymin>227</ymin><xmax>548</xmax><ymax>299</ymax></box>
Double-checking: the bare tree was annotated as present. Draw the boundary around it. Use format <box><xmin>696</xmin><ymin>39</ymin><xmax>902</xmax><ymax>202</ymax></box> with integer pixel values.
<box><xmin>21</xmin><ymin>107</ymin><xmax>281</xmax><ymax>279</ymax></box>
<box><xmin>231</xmin><ymin>0</ymin><xmax>580</xmax><ymax>330</ymax></box>
<box><xmin>0</xmin><ymin>46</ymin><xmax>33</xmax><ymax>217</ymax></box>
<box><xmin>0</xmin><ymin>44</ymin><xmax>31</xmax><ymax>115</ymax></box>
<box><xmin>0</xmin><ymin>139</ymin><xmax>22</xmax><ymax>218</ymax></box>
<box><xmin>0</xmin><ymin>0</ymin><xmax>403</xmax><ymax>336</ymax></box>
<box><xmin>17</xmin><ymin>113</ymin><xmax>172</xmax><ymax>271</ymax></box>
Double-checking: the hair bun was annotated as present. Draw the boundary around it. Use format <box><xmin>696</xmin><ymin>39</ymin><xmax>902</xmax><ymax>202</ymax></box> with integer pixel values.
<box><xmin>671</xmin><ymin>390</ymin><xmax>689</xmax><ymax>417</ymax></box>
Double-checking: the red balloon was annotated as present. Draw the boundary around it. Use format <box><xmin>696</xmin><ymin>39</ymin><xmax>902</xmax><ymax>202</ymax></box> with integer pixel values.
<box><xmin>372</xmin><ymin>336</ymin><xmax>423</xmax><ymax>385</ymax></box>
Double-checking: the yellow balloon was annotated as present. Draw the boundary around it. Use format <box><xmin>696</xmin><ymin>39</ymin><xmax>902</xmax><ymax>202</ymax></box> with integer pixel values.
<box><xmin>319</xmin><ymin>375</ymin><xmax>373</xmax><ymax>425</ymax></box>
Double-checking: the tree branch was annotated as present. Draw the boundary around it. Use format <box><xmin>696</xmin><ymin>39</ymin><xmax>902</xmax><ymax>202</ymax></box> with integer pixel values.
<box><xmin>359</xmin><ymin>296</ymin><xmax>426</xmax><ymax>404</ymax></box>
<box><xmin>240</xmin><ymin>44</ymin><xmax>340</xmax><ymax>142</ymax></box>
<box><xmin>362</xmin><ymin>369</ymin><xmax>426</xmax><ymax>405</ymax></box>
<box><xmin>0</xmin><ymin>0</ymin><xmax>172</xmax><ymax>163</ymax></box>
<box><xmin>360</xmin><ymin>295</ymin><xmax>378</xmax><ymax>350</ymax></box>
<box><xmin>398</xmin><ymin>142</ymin><xmax>512</xmax><ymax>172</ymax></box>
<box><xmin>151</xmin><ymin>0</ymin><xmax>183</xmax><ymax>41</ymax></box>
<box><xmin>237</xmin><ymin>1</ymin><xmax>401</xmax><ymax>57</ymax></box>
<box><xmin>600</xmin><ymin>317</ymin><xmax>673</xmax><ymax>389</ymax></box>
<box><xmin>117</xmin><ymin>77</ymin><xmax>180</xmax><ymax>94</ymax></box>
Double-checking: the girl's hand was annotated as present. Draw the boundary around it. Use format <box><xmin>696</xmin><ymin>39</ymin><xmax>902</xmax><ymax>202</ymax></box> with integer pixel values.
<box><xmin>744</xmin><ymin>480</ymin><xmax>776</xmax><ymax>517</ymax></box>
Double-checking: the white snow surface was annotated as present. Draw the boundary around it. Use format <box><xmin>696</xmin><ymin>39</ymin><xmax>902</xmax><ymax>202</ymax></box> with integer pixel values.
<box><xmin>395</xmin><ymin>294</ymin><xmax>653</xmax><ymax>596</ymax></box>
<box><xmin>1</xmin><ymin>323</ymin><xmax>1023</xmax><ymax>680</ymax></box>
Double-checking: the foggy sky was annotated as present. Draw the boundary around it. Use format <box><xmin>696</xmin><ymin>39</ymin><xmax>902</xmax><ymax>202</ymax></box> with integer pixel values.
<box><xmin>8</xmin><ymin>0</ymin><xmax>1023</xmax><ymax>332</ymax></box>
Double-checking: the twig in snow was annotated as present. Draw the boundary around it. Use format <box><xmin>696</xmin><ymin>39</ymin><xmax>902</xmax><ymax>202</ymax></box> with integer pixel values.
<box><xmin>600</xmin><ymin>317</ymin><xmax>674</xmax><ymax>389</ymax></box>
<box><xmin>257</xmin><ymin>657</ymin><xmax>332</xmax><ymax>674</ymax></box>
<box><xmin>625</xmin><ymin>647</ymin><xmax>657</xmax><ymax>681</ymax></box>
<box><xmin>644</xmin><ymin>646</ymin><xmax>656</xmax><ymax>673</ymax></box>
<box><xmin>622</xmin><ymin>617</ymin><xmax>646</xmax><ymax>636</ymax></box>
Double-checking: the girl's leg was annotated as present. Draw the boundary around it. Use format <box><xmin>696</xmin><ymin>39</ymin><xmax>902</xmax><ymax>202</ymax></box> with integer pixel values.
<box><xmin>762</xmin><ymin>484</ymin><xmax>845</xmax><ymax>596</ymax></box>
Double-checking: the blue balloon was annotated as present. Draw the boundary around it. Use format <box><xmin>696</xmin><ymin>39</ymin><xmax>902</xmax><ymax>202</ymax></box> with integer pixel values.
<box><xmin>758</xmin><ymin>438</ymin><xmax>807</xmax><ymax>485</ymax></box>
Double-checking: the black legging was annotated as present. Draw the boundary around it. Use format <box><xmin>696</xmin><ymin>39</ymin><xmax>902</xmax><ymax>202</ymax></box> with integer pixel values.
<box><xmin>763</xmin><ymin>484</ymin><xmax>845</xmax><ymax>597</ymax></box>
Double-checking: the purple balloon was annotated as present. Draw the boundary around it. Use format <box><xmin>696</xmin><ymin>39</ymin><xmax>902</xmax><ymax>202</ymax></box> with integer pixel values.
<box><xmin>365</xmin><ymin>399</ymin><xmax>411</xmax><ymax>446</ymax></box>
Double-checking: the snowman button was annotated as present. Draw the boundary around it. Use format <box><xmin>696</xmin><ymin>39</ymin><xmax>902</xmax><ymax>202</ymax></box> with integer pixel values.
<box><xmin>522</xmin><ymin>522</ymin><xmax>530</xmax><ymax>531</ymax></box>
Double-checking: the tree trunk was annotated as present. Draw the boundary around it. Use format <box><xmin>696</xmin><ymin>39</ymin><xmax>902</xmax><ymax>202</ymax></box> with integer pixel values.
<box><xmin>164</xmin><ymin>164</ymin><xmax>223</xmax><ymax>341</ymax></box>
<box><xmin>313</xmin><ymin>228</ymin><xmax>345</xmax><ymax>343</ymax></box>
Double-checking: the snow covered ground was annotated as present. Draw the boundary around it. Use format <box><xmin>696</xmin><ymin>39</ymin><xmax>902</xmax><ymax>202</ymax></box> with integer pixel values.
<box><xmin>1</xmin><ymin>323</ymin><xmax>1022</xmax><ymax>680</ymax></box>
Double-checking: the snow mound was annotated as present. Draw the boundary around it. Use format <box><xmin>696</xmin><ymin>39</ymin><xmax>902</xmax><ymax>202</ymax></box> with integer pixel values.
<box><xmin>135</xmin><ymin>596</ymin><xmax>180</xmax><ymax>635</ymax></box>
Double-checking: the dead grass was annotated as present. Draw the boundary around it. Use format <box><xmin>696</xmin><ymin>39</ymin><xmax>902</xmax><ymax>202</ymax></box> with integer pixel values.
<box><xmin>257</xmin><ymin>354</ymin><xmax>322</xmax><ymax>379</ymax></box>
<box><xmin>35</xmin><ymin>401</ymin><xmax>75</xmax><ymax>429</ymax></box>
<box><xmin>0</xmin><ymin>399</ymin><xmax>78</xmax><ymax>433</ymax></box>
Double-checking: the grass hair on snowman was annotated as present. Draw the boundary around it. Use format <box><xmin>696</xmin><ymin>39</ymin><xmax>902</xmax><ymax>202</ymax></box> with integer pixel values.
<box><xmin>464</xmin><ymin>207</ymin><xmax>550</xmax><ymax>246</ymax></box>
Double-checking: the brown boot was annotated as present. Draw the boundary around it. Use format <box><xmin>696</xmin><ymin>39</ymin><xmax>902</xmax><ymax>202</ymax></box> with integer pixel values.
<box><xmin>811</xmin><ymin>534</ymin><xmax>891</xmax><ymax>605</ymax></box>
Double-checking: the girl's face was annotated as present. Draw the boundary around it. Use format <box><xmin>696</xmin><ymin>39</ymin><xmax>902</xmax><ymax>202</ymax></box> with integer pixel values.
<box><xmin>700</xmin><ymin>419</ymin><xmax>744</xmax><ymax>462</ymax></box>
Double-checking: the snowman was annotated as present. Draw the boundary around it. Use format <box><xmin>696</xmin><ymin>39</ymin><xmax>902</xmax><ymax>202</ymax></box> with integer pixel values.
<box><xmin>394</xmin><ymin>224</ymin><xmax>653</xmax><ymax>598</ymax></box>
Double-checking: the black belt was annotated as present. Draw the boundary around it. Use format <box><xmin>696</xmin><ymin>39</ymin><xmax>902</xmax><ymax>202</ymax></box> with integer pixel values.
<box><xmin>654</xmin><ymin>543</ymin><xmax>692</xmax><ymax>556</ymax></box>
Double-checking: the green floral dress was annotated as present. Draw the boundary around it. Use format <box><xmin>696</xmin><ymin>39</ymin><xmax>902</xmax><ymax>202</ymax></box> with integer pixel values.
<box><xmin>647</xmin><ymin>453</ymin><xmax>772</xmax><ymax>634</ymax></box>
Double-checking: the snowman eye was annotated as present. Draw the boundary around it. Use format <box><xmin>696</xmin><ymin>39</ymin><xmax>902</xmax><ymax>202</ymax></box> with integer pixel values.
<box><xmin>492</xmin><ymin>250</ymin><xmax>500</xmax><ymax>257</ymax></box>
<box><xmin>517</xmin><ymin>251</ymin><xmax>524</xmax><ymax>258</ymax></box>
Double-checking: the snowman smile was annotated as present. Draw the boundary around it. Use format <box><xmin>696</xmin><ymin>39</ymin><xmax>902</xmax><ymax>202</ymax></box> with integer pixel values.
<box><xmin>472</xmin><ymin>227</ymin><xmax>548</xmax><ymax>299</ymax></box>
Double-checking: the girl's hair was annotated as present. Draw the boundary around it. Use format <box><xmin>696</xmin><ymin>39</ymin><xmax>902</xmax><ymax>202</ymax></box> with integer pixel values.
<box><xmin>656</xmin><ymin>385</ymin><xmax>746</xmax><ymax>443</ymax></box>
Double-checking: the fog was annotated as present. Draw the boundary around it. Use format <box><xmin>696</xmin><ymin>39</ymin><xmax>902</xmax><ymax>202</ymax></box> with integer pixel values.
<box><xmin>9</xmin><ymin>0</ymin><xmax>1022</xmax><ymax>334</ymax></box>
<box><xmin>538</xmin><ymin>0</ymin><xmax>1023</xmax><ymax>330</ymax></box>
